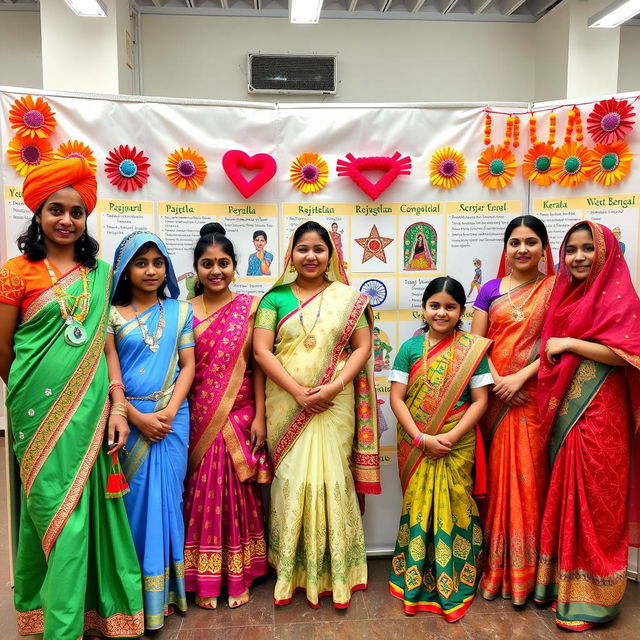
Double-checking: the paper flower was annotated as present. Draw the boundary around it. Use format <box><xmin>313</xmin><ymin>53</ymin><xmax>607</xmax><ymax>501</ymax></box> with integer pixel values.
<box><xmin>105</xmin><ymin>145</ymin><xmax>150</xmax><ymax>192</ymax></box>
<box><xmin>336</xmin><ymin>152</ymin><xmax>411</xmax><ymax>200</ymax></box>
<box><xmin>587</xmin><ymin>98</ymin><xmax>635</xmax><ymax>144</ymax></box>
<box><xmin>166</xmin><ymin>147</ymin><xmax>207</xmax><ymax>190</ymax></box>
<box><xmin>7</xmin><ymin>135</ymin><xmax>53</xmax><ymax>176</ymax></box>
<box><xmin>54</xmin><ymin>139</ymin><xmax>97</xmax><ymax>171</ymax></box>
<box><xmin>585</xmin><ymin>141</ymin><xmax>632</xmax><ymax>187</ymax></box>
<box><xmin>290</xmin><ymin>152</ymin><xmax>329</xmax><ymax>193</ymax></box>
<box><xmin>429</xmin><ymin>147</ymin><xmax>466</xmax><ymax>189</ymax></box>
<box><xmin>8</xmin><ymin>95</ymin><xmax>57</xmax><ymax>139</ymax></box>
<box><xmin>550</xmin><ymin>142</ymin><xmax>593</xmax><ymax>188</ymax></box>
<box><xmin>477</xmin><ymin>145</ymin><xmax>516</xmax><ymax>189</ymax></box>
<box><xmin>522</xmin><ymin>143</ymin><xmax>557</xmax><ymax>186</ymax></box>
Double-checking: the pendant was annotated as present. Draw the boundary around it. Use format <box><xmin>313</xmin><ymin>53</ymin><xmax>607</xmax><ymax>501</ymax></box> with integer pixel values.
<box><xmin>303</xmin><ymin>334</ymin><xmax>317</xmax><ymax>350</ymax></box>
<box><xmin>144</xmin><ymin>336</ymin><xmax>159</xmax><ymax>353</ymax></box>
<box><xmin>64</xmin><ymin>320</ymin><xmax>88</xmax><ymax>347</ymax></box>
<box><xmin>510</xmin><ymin>308</ymin><xmax>526</xmax><ymax>322</ymax></box>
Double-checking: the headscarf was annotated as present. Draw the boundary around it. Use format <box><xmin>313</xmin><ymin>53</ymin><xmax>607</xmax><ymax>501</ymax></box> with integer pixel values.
<box><xmin>22</xmin><ymin>157</ymin><xmax>97</xmax><ymax>215</ymax></box>
<box><xmin>111</xmin><ymin>232</ymin><xmax>180</xmax><ymax>301</ymax></box>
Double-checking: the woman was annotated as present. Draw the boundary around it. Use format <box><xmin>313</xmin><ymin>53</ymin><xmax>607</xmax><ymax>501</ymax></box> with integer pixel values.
<box><xmin>389</xmin><ymin>277</ymin><xmax>492</xmax><ymax>622</ymax></box>
<box><xmin>0</xmin><ymin>158</ymin><xmax>143</xmax><ymax>639</ymax></box>
<box><xmin>253</xmin><ymin>221</ymin><xmax>381</xmax><ymax>609</ymax></box>
<box><xmin>184</xmin><ymin>223</ymin><xmax>271</xmax><ymax>610</ymax></box>
<box><xmin>406</xmin><ymin>233</ymin><xmax>433</xmax><ymax>270</ymax></box>
<box><xmin>535</xmin><ymin>221</ymin><xmax>640</xmax><ymax>630</ymax></box>
<box><xmin>107</xmin><ymin>232</ymin><xmax>195</xmax><ymax>630</ymax></box>
<box><xmin>471</xmin><ymin>215</ymin><xmax>555</xmax><ymax>605</ymax></box>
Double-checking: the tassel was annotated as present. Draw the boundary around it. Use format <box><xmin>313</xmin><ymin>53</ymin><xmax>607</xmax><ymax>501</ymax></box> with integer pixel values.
<box><xmin>105</xmin><ymin>451</ymin><xmax>130</xmax><ymax>499</ymax></box>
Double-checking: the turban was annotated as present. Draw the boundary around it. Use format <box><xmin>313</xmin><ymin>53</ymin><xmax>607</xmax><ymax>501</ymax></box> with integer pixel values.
<box><xmin>22</xmin><ymin>157</ymin><xmax>97</xmax><ymax>215</ymax></box>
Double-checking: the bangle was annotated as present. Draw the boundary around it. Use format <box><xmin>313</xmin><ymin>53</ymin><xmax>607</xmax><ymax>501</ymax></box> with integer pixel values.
<box><xmin>338</xmin><ymin>375</ymin><xmax>345</xmax><ymax>391</ymax></box>
<box><xmin>412</xmin><ymin>433</ymin><xmax>424</xmax><ymax>447</ymax></box>
<box><xmin>109</xmin><ymin>381</ymin><xmax>125</xmax><ymax>395</ymax></box>
<box><xmin>110</xmin><ymin>401</ymin><xmax>128</xmax><ymax>418</ymax></box>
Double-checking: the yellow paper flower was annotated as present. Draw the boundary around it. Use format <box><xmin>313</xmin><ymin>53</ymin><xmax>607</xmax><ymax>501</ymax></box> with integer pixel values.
<box><xmin>165</xmin><ymin>147</ymin><xmax>207</xmax><ymax>190</ymax></box>
<box><xmin>54</xmin><ymin>139</ymin><xmax>97</xmax><ymax>172</ymax></box>
<box><xmin>585</xmin><ymin>141</ymin><xmax>632</xmax><ymax>187</ymax></box>
<box><xmin>522</xmin><ymin>143</ymin><xmax>557</xmax><ymax>187</ymax></box>
<box><xmin>550</xmin><ymin>142</ymin><xmax>593</xmax><ymax>188</ymax></box>
<box><xmin>7</xmin><ymin>135</ymin><xmax>53</xmax><ymax>176</ymax></box>
<box><xmin>290</xmin><ymin>152</ymin><xmax>329</xmax><ymax>193</ymax></box>
<box><xmin>477</xmin><ymin>145</ymin><xmax>516</xmax><ymax>189</ymax></box>
<box><xmin>429</xmin><ymin>147</ymin><xmax>466</xmax><ymax>189</ymax></box>
<box><xmin>9</xmin><ymin>95</ymin><xmax>57</xmax><ymax>139</ymax></box>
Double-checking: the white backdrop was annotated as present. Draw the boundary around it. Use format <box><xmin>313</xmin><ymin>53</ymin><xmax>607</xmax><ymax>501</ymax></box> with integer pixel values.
<box><xmin>1</xmin><ymin>87</ymin><xmax>639</xmax><ymax>558</ymax></box>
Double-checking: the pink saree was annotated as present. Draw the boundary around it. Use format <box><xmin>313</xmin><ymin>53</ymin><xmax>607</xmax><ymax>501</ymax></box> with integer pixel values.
<box><xmin>183</xmin><ymin>294</ymin><xmax>272</xmax><ymax>599</ymax></box>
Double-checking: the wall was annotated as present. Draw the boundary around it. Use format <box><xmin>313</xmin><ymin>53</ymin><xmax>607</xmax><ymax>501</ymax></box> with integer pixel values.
<box><xmin>618</xmin><ymin>26</ymin><xmax>640</xmax><ymax>93</ymax></box>
<box><xmin>0</xmin><ymin>12</ymin><xmax>42</xmax><ymax>91</ymax></box>
<box><xmin>140</xmin><ymin>15</ymin><xmax>536</xmax><ymax>103</ymax></box>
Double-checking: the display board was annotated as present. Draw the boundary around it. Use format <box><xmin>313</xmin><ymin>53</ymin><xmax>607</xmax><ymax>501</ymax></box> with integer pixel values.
<box><xmin>1</xmin><ymin>87</ymin><xmax>639</xmax><ymax>557</ymax></box>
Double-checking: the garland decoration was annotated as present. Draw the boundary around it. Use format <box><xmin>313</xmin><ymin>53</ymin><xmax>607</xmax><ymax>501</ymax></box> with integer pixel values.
<box><xmin>523</xmin><ymin>112</ymin><xmax>557</xmax><ymax>186</ymax></box>
<box><xmin>478</xmin><ymin>111</ymin><xmax>518</xmax><ymax>189</ymax></box>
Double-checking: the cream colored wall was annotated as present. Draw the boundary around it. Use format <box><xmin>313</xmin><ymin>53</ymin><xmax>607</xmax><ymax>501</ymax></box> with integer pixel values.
<box><xmin>0</xmin><ymin>12</ymin><xmax>43</xmax><ymax>90</ymax></box>
<box><xmin>140</xmin><ymin>16</ymin><xmax>536</xmax><ymax>103</ymax></box>
<box><xmin>534</xmin><ymin>1</ymin><xmax>570</xmax><ymax>103</ymax></box>
<box><xmin>618</xmin><ymin>26</ymin><xmax>640</xmax><ymax>93</ymax></box>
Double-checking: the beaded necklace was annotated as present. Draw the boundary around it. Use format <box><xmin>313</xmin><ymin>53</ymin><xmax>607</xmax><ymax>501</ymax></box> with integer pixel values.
<box><xmin>131</xmin><ymin>298</ymin><xmax>165</xmax><ymax>353</ymax></box>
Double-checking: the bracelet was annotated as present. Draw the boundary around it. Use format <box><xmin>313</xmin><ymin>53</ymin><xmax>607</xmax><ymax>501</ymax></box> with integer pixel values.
<box><xmin>412</xmin><ymin>433</ymin><xmax>424</xmax><ymax>447</ymax></box>
<box><xmin>110</xmin><ymin>401</ymin><xmax>128</xmax><ymax>418</ymax></box>
<box><xmin>110</xmin><ymin>409</ymin><xmax>128</xmax><ymax>418</ymax></box>
<box><xmin>109</xmin><ymin>380</ymin><xmax>126</xmax><ymax>395</ymax></box>
<box><xmin>338</xmin><ymin>375</ymin><xmax>345</xmax><ymax>391</ymax></box>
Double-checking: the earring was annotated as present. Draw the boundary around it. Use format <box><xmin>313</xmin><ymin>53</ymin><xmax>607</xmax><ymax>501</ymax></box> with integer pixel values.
<box><xmin>289</xmin><ymin>263</ymin><xmax>296</xmax><ymax>273</ymax></box>
<box><xmin>37</xmin><ymin>224</ymin><xmax>44</xmax><ymax>242</ymax></box>
<box><xmin>124</xmin><ymin>274</ymin><xmax>129</xmax><ymax>281</ymax></box>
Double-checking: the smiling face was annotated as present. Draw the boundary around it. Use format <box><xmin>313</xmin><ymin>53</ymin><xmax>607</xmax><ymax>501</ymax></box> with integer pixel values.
<box><xmin>564</xmin><ymin>227</ymin><xmax>594</xmax><ymax>281</ymax></box>
<box><xmin>126</xmin><ymin>246</ymin><xmax>166</xmax><ymax>296</ymax></box>
<box><xmin>196</xmin><ymin>243</ymin><xmax>234</xmax><ymax>295</ymax></box>
<box><xmin>505</xmin><ymin>225</ymin><xmax>544</xmax><ymax>274</ymax></box>
<box><xmin>291</xmin><ymin>231</ymin><xmax>330</xmax><ymax>281</ymax></box>
<box><xmin>37</xmin><ymin>187</ymin><xmax>87</xmax><ymax>248</ymax></box>
<box><xmin>423</xmin><ymin>290</ymin><xmax>463</xmax><ymax>338</ymax></box>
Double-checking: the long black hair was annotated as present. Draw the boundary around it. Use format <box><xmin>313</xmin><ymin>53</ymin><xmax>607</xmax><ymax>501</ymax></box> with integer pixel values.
<box><xmin>193</xmin><ymin>222</ymin><xmax>237</xmax><ymax>297</ymax></box>
<box><xmin>111</xmin><ymin>241</ymin><xmax>168</xmax><ymax>306</ymax></box>
<box><xmin>421</xmin><ymin>276</ymin><xmax>466</xmax><ymax>332</ymax></box>
<box><xmin>17</xmin><ymin>212</ymin><xmax>99</xmax><ymax>269</ymax></box>
<box><xmin>291</xmin><ymin>221</ymin><xmax>333</xmax><ymax>259</ymax></box>
<box><xmin>503</xmin><ymin>215</ymin><xmax>549</xmax><ymax>248</ymax></box>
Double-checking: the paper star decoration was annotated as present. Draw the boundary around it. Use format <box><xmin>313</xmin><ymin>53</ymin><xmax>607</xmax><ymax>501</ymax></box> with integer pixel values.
<box><xmin>355</xmin><ymin>225</ymin><xmax>393</xmax><ymax>264</ymax></box>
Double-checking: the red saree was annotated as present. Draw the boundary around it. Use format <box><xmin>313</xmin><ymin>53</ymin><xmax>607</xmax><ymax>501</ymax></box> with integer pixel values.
<box><xmin>535</xmin><ymin>221</ymin><xmax>640</xmax><ymax>631</ymax></box>
<box><xmin>478</xmin><ymin>275</ymin><xmax>554</xmax><ymax>604</ymax></box>
<box><xmin>184</xmin><ymin>294</ymin><xmax>272</xmax><ymax>600</ymax></box>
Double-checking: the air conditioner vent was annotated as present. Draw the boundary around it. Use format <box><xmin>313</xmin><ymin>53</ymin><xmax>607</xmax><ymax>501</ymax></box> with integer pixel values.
<box><xmin>248</xmin><ymin>54</ymin><xmax>337</xmax><ymax>95</ymax></box>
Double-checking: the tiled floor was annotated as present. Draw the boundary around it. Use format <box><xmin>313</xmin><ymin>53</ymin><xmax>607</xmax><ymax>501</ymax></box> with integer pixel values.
<box><xmin>1</xmin><ymin>436</ymin><xmax>638</xmax><ymax>639</ymax></box>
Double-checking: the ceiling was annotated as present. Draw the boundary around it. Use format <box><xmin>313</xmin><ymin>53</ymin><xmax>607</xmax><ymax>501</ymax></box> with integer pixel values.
<box><xmin>2</xmin><ymin>0</ymin><xmax>639</xmax><ymax>25</ymax></box>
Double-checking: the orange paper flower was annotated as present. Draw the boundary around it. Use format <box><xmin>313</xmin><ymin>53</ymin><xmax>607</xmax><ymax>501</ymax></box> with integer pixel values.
<box><xmin>290</xmin><ymin>152</ymin><xmax>329</xmax><ymax>193</ymax></box>
<box><xmin>54</xmin><ymin>139</ymin><xmax>97</xmax><ymax>172</ymax></box>
<box><xmin>522</xmin><ymin>143</ymin><xmax>557</xmax><ymax>187</ymax></box>
<box><xmin>585</xmin><ymin>141</ymin><xmax>632</xmax><ymax>187</ymax></box>
<box><xmin>9</xmin><ymin>95</ymin><xmax>57</xmax><ymax>139</ymax></box>
<box><xmin>165</xmin><ymin>147</ymin><xmax>207</xmax><ymax>190</ymax></box>
<box><xmin>550</xmin><ymin>142</ymin><xmax>593</xmax><ymax>188</ymax></box>
<box><xmin>7</xmin><ymin>135</ymin><xmax>53</xmax><ymax>176</ymax></box>
<box><xmin>477</xmin><ymin>145</ymin><xmax>516</xmax><ymax>189</ymax></box>
<box><xmin>429</xmin><ymin>147</ymin><xmax>466</xmax><ymax>189</ymax></box>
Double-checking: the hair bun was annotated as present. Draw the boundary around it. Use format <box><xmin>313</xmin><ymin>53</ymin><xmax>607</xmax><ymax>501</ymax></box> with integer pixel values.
<box><xmin>200</xmin><ymin>222</ymin><xmax>226</xmax><ymax>237</ymax></box>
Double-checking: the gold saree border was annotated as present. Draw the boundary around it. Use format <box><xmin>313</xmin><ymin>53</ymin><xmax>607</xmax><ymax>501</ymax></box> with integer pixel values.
<box><xmin>20</xmin><ymin>266</ymin><xmax>81</xmax><ymax>325</ymax></box>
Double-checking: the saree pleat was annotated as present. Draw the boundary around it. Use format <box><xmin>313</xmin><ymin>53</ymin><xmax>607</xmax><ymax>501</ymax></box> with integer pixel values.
<box><xmin>479</xmin><ymin>276</ymin><xmax>553</xmax><ymax>604</ymax></box>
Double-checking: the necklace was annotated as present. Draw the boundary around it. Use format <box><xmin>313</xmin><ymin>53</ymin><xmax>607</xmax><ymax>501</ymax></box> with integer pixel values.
<box><xmin>44</xmin><ymin>258</ymin><xmax>91</xmax><ymax>347</ymax></box>
<box><xmin>293</xmin><ymin>282</ymin><xmax>326</xmax><ymax>350</ymax></box>
<box><xmin>131</xmin><ymin>298</ymin><xmax>165</xmax><ymax>353</ymax></box>
<box><xmin>422</xmin><ymin>331</ymin><xmax>457</xmax><ymax>399</ymax></box>
<box><xmin>507</xmin><ymin>273</ymin><xmax>541</xmax><ymax>322</ymax></box>
<box><xmin>202</xmin><ymin>291</ymin><xmax>233</xmax><ymax>317</ymax></box>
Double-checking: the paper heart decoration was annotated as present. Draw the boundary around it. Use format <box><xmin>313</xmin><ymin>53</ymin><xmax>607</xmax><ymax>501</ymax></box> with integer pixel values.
<box><xmin>222</xmin><ymin>150</ymin><xmax>277</xmax><ymax>198</ymax></box>
<box><xmin>336</xmin><ymin>152</ymin><xmax>412</xmax><ymax>200</ymax></box>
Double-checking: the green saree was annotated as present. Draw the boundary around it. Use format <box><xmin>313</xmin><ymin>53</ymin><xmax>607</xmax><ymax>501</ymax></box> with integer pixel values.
<box><xmin>6</xmin><ymin>260</ymin><xmax>143</xmax><ymax>639</ymax></box>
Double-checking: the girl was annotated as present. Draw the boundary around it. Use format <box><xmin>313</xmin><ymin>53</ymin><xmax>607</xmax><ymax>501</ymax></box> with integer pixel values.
<box><xmin>184</xmin><ymin>223</ymin><xmax>271</xmax><ymax>610</ymax></box>
<box><xmin>388</xmin><ymin>277</ymin><xmax>492</xmax><ymax>622</ymax></box>
<box><xmin>253</xmin><ymin>221</ymin><xmax>381</xmax><ymax>609</ymax></box>
<box><xmin>471</xmin><ymin>215</ymin><xmax>555</xmax><ymax>604</ymax></box>
<box><xmin>534</xmin><ymin>221</ymin><xmax>640</xmax><ymax>631</ymax></box>
<box><xmin>107</xmin><ymin>232</ymin><xmax>195</xmax><ymax>631</ymax></box>
<box><xmin>0</xmin><ymin>158</ymin><xmax>143</xmax><ymax>639</ymax></box>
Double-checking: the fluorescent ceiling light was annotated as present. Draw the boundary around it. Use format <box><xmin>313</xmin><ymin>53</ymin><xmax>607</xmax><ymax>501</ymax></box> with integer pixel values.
<box><xmin>63</xmin><ymin>0</ymin><xmax>107</xmax><ymax>17</ymax></box>
<box><xmin>589</xmin><ymin>0</ymin><xmax>640</xmax><ymax>27</ymax></box>
<box><xmin>290</xmin><ymin>0</ymin><xmax>323</xmax><ymax>24</ymax></box>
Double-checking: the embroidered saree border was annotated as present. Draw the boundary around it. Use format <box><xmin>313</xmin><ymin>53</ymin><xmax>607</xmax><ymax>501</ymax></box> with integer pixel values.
<box><xmin>20</xmin><ymin>266</ymin><xmax>81</xmax><ymax>324</ymax></box>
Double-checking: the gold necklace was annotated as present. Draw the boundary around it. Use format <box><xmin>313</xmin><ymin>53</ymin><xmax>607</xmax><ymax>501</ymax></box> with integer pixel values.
<box><xmin>293</xmin><ymin>282</ymin><xmax>326</xmax><ymax>350</ymax></box>
<box><xmin>44</xmin><ymin>258</ymin><xmax>91</xmax><ymax>347</ymax></box>
<box><xmin>202</xmin><ymin>291</ymin><xmax>233</xmax><ymax>317</ymax></box>
<box><xmin>506</xmin><ymin>273</ymin><xmax>541</xmax><ymax>322</ymax></box>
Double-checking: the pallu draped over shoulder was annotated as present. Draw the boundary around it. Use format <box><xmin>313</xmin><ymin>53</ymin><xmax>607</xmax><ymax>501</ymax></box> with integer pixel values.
<box><xmin>388</xmin><ymin>331</ymin><xmax>492</xmax><ymax>622</ymax></box>
<box><xmin>256</xmin><ymin>280</ymin><xmax>381</xmax><ymax>608</ymax></box>
<box><xmin>184</xmin><ymin>294</ymin><xmax>271</xmax><ymax>600</ymax></box>
<box><xmin>475</xmin><ymin>275</ymin><xmax>554</xmax><ymax>604</ymax></box>
<box><xmin>0</xmin><ymin>256</ymin><xmax>143</xmax><ymax>639</ymax></box>
<box><xmin>535</xmin><ymin>221</ymin><xmax>640</xmax><ymax>631</ymax></box>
